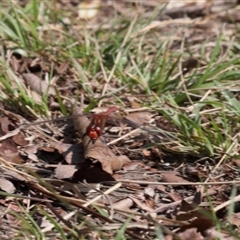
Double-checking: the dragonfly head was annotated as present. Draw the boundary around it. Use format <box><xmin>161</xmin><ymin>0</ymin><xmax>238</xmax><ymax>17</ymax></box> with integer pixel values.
<box><xmin>86</xmin><ymin>125</ymin><xmax>102</xmax><ymax>141</ymax></box>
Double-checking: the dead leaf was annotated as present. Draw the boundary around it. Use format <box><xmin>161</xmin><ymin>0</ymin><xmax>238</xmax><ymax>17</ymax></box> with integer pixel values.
<box><xmin>73</xmin><ymin>106</ymin><xmax>126</xmax><ymax>174</ymax></box>
<box><xmin>24</xmin><ymin>146</ymin><xmax>39</xmax><ymax>162</ymax></box>
<box><xmin>124</xmin><ymin>111</ymin><xmax>152</xmax><ymax>126</ymax></box>
<box><xmin>123</xmin><ymin>161</ymin><xmax>142</xmax><ymax>171</ymax></box>
<box><xmin>233</xmin><ymin>159</ymin><xmax>240</xmax><ymax>167</ymax></box>
<box><xmin>0</xmin><ymin>178</ymin><xmax>16</xmax><ymax>193</ymax></box>
<box><xmin>56</xmin><ymin>61</ymin><xmax>69</xmax><ymax>75</ymax></box>
<box><xmin>0</xmin><ymin>139</ymin><xmax>18</xmax><ymax>154</ymax></box>
<box><xmin>227</xmin><ymin>212</ymin><xmax>240</xmax><ymax>226</ymax></box>
<box><xmin>3</xmin><ymin>170</ymin><xmax>26</xmax><ymax>181</ymax></box>
<box><xmin>26</xmin><ymin>89</ymin><xmax>42</xmax><ymax>103</ymax></box>
<box><xmin>55</xmin><ymin>165</ymin><xmax>80</xmax><ymax>179</ymax></box>
<box><xmin>12</xmin><ymin>132</ymin><xmax>29</xmax><ymax>146</ymax></box>
<box><xmin>144</xmin><ymin>187</ymin><xmax>155</xmax><ymax>198</ymax></box>
<box><xmin>178</xmin><ymin>227</ymin><xmax>204</xmax><ymax>240</ymax></box>
<box><xmin>130</xmin><ymin>196</ymin><xmax>155</xmax><ymax>214</ymax></box>
<box><xmin>0</xmin><ymin>128</ymin><xmax>20</xmax><ymax>141</ymax></box>
<box><xmin>112</xmin><ymin>198</ymin><xmax>134</xmax><ymax>210</ymax></box>
<box><xmin>157</xmin><ymin>185</ymin><xmax>167</xmax><ymax>193</ymax></box>
<box><xmin>22</xmin><ymin>73</ymin><xmax>55</xmax><ymax>96</ymax></box>
<box><xmin>0</xmin><ymin>117</ymin><xmax>10</xmax><ymax>133</ymax></box>
<box><xmin>0</xmin><ymin>152</ymin><xmax>24</xmax><ymax>164</ymax></box>
<box><xmin>168</xmin><ymin>191</ymin><xmax>182</xmax><ymax>202</ymax></box>
<box><xmin>126</xmin><ymin>97</ymin><xmax>141</xmax><ymax>109</ymax></box>
<box><xmin>49</xmin><ymin>142</ymin><xmax>84</xmax><ymax>164</ymax></box>
<box><xmin>161</xmin><ymin>172</ymin><xmax>190</xmax><ymax>185</ymax></box>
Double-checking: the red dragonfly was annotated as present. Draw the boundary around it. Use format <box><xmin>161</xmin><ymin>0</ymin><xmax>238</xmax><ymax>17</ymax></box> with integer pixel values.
<box><xmin>84</xmin><ymin>106</ymin><xmax>117</xmax><ymax>143</ymax></box>
<box><xmin>25</xmin><ymin>106</ymin><xmax>173</xmax><ymax>144</ymax></box>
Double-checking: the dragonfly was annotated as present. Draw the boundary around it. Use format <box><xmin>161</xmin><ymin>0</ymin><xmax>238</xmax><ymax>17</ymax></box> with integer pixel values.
<box><xmin>23</xmin><ymin>106</ymin><xmax>174</xmax><ymax>144</ymax></box>
<box><xmin>84</xmin><ymin>106</ymin><xmax>117</xmax><ymax>143</ymax></box>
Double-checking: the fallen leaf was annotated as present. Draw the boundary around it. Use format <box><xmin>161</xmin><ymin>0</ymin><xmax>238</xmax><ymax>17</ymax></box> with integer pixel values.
<box><xmin>0</xmin><ymin>128</ymin><xmax>20</xmax><ymax>141</ymax></box>
<box><xmin>227</xmin><ymin>212</ymin><xmax>240</xmax><ymax>226</ymax></box>
<box><xmin>124</xmin><ymin>111</ymin><xmax>152</xmax><ymax>126</ymax></box>
<box><xmin>3</xmin><ymin>170</ymin><xmax>26</xmax><ymax>181</ymax></box>
<box><xmin>0</xmin><ymin>117</ymin><xmax>10</xmax><ymax>133</ymax></box>
<box><xmin>156</xmin><ymin>185</ymin><xmax>167</xmax><ymax>192</ymax></box>
<box><xmin>161</xmin><ymin>172</ymin><xmax>190</xmax><ymax>185</ymax></box>
<box><xmin>22</xmin><ymin>73</ymin><xmax>55</xmax><ymax>96</ymax></box>
<box><xmin>233</xmin><ymin>159</ymin><xmax>240</xmax><ymax>167</ymax></box>
<box><xmin>24</xmin><ymin>146</ymin><xmax>39</xmax><ymax>162</ymax></box>
<box><xmin>168</xmin><ymin>191</ymin><xmax>182</xmax><ymax>202</ymax></box>
<box><xmin>49</xmin><ymin>142</ymin><xmax>84</xmax><ymax>164</ymax></box>
<box><xmin>178</xmin><ymin>227</ymin><xmax>204</xmax><ymax>240</ymax></box>
<box><xmin>0</xmin><ymin>178</ymin><xmax>16</xmax><ymax>193</ymax></box>
<box><xmin>0</xmin><ymin>139</ymin><xmax>18</xmax><ymax>155</ymax></box>
<box><xmin>123</xmin><ymin>161</ymin><xmax>142</xmax><ymax>171</ymax></box>
<box><xmin>56</xmin><ymin>61</ymin><xmax>69</xmax><ymax>75</ymax></box>
<box><xmin>130</xmin><ymin>196</ymin><xmax>155</xmax><ymax>214</ymax></box>
<box><xmin>112</xmin><ymin>198</ymin><xmax>134</xmax><ymax>210</ymax></box>
<box><xmin>12</xmin><ymin>132</ymin><xmax>29</xmax><ymax>146</ymax></box>
<box><xmin>55</xmin><ymin>165</ymin><xmax>80</xmax><ymax>179</ymax></box>
<box><xmin>144</xmin><ymin>187</ymin><xmax>155</xmax><ymax>198</ymax></box>
<box><xmin>0</xmin><ymin>152</ymin><xmax>24</xmax><ymax>164</ymax></box>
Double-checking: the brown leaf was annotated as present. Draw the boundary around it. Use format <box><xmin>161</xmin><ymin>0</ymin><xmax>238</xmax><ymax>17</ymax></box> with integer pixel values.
<box><xmin>3</xmin><ymin>170</ymin><xmax>26</xmax><ymax>181</ymax></box>
<box><xmin>227</xmin><ymin>212</ymin><xmax>240</xmax><ymax>226</ymax></box>
<box><xmin>0</xmin><ymin>152</ymin><xmax>24</xmax><ymax>164</ymax></box>
<box><xmin>156</xmin><ymin>185</ymin><xmax>167</xmax><ymax>192</ymax></box>
<box><xmin>161</xmin><ymin>172</ymin><xmax>190</xmax><ymax>185</ymax></box>
<box><xmin>24</xmin><ymin>146</ymin><xmax>39</xmax><ymax>162</ymax></box>
<box><xmin>56</xmin><ymin>61</ymin><xmax>69</xmax><ymax>75</ymax></box>
<box><xmin>0</xmin><ymin>139</ymin><xmax>18</xmax><ymax>154</ymax></box>
<box><xmin>26</xmin><ymin>89</ymin><xmax>42</xmax><ymax>103</ymax></box>
<box><xmin>112</xmin><ymin>198</ymin><xmax>134</xmax><ymax>210</ymax></box>
<box><xmin>0</xmin><ymin>178</ymin><xmax>16</xmax><ymax>193</ymax></box>
<box><xmin>0</xmin><ymin>117</ymin><xmax>10</xmax><ymax>133</ymax></box>
<box><xmin>55</xmin><ymin>165</ymin><xmax>80</xmax><ymax>179</ymax></box>
<box><xmin>168</xmin><ymin>191</ymin><xmax>182</xmax><ymax>202</ymax></box>
<box><xmin>123</xmin><ymin>161</ymin><xmax>142</xmax><ymax>171</ymax></box>
<box><xmin>124</xmin><ymin>111</ymin><xmax>152</xmax><ymax>126</ymax></box>
<box><xmin>12</xmin><ymin>132</ymin><xmax>29</xmax><ymax>146</ymax></box>
<box><xmin>233</xmin><ymin>159</ymin><xmax>240</xmax><ymax>167</ymax></box>
<box><xmin>0</xmin><ymin>128</ymin><xmax>21</xmax><ymax>141</ymax></box>
<box><xmin>130</xmin><ymin>196</ymin><xmax>155</xmax><ymax>213</ymax></box>
<box><xmin>22</xmin><ymin>73</ymin><xmax>55</xmax><ymax>96</ymax></box>
<box><xmin>178</xmin><ymin>228</ymin><xmax>204</xmax><ymax>240</ymax></box>
<box><xmin>49</xmin><ymin>142</ymin><xmax>84</xmax><ymax>164</ymax></box>
<box><xmin>73</xmin><ymin>106</ymin><xmax>126</xmax><ymax>174</ymax></box>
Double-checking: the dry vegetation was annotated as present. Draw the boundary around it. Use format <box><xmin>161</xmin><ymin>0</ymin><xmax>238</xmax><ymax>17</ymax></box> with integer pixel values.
<box><xmin>0</xmin><ymin>0</ymin><xmax>240</xmax><ymax>239</ymax></box>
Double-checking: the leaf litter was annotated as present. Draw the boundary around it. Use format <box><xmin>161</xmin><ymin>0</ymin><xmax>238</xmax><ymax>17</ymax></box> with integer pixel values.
<box><xmin>0</xmin><ymin>0</ymin><xmax>240</xmax><ymax>239</ymax></box>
